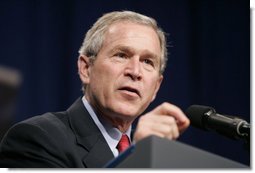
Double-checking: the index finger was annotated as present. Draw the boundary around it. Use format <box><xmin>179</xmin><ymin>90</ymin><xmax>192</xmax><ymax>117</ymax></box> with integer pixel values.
<box><xmin>152</xmin><ymin>102</ymin><xmax>190</xmax><ymax>126</ymax></box>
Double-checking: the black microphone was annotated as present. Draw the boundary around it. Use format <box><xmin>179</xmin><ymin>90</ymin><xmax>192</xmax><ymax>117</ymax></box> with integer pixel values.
<box><xmin>185</xmin><ymin>105</ymin><xmax>250</xmax><ymax>140</ymax></box>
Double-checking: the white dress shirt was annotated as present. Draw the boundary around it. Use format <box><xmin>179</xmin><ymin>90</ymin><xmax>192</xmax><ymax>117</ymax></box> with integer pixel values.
<box><xmin>82</xmin><ymin>96</ymin><xmax>131</xmax><ymax>157</ymax></box>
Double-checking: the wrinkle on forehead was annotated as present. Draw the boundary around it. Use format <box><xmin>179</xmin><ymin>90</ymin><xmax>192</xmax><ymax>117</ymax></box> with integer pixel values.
<box><xmin>103</xmin><ymin>22</ymin><xmax>161</xmax><ymax>59</ymax></box>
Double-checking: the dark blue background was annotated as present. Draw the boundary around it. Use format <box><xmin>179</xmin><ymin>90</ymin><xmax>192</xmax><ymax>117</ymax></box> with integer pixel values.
<box><xmin>0</xmin><ymin>0</ymin><xmax>250</xmax><ymax>166</ymax></box>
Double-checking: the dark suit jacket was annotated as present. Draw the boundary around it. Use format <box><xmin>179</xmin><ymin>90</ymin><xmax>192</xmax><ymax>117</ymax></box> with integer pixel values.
<box><xmin>0</xmin><ymin>98</ymin><xmax>115</xmax><ymax>168</ymax></box>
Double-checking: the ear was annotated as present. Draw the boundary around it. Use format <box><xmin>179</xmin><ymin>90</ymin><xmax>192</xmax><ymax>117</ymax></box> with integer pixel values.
<box><xmin>78</xmin><ymin>55</ymin><xmax>91</xmax><ymax>85</ymax></box>
<box><xmin>151</xmin><ymin>75</ymin><xmax>163</xmax><ymax>102</ymax></box>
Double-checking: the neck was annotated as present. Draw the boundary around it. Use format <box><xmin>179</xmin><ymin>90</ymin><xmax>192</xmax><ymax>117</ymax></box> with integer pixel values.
<box><xmin>85</xmin><ymin>94</ymin><xmax>133</xmax><ymax>133</ymax></box>
<box><xmin>97</xmin><ymin>109</ymin><xmax>133</xmax><ymax>133</ymax></box>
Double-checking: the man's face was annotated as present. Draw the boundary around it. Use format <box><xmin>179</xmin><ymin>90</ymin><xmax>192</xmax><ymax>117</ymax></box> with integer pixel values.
<box><xmin>80</xmin><ymin>22</ymin><xmax>163</xmax><ymax>122</ymax></box>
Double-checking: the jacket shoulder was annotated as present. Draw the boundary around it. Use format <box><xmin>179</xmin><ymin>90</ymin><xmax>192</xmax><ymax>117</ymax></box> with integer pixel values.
<box><xmin>21</xmin><ymin>111</ymin><xmax>70</xmax><ymax>134</ymax></box>
<box><xmin>0</xmin><ymin>111</ymin><xmax>76</xmax><ymax>167</ymax></box>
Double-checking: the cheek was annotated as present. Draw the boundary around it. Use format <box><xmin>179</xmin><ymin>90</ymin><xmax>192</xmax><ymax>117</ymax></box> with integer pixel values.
<box><xmin>89</xmin><ymin>63</ymin><xmax>119</xmax><ymax>93</ymax></box>
<box><xmin>143</xmin><ymin>77</ymin><xmax>160</xmax><ymax>98</ymax></box>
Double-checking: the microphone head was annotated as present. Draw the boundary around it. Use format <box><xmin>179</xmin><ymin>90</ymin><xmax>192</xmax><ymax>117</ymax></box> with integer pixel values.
<box><xmin>185</xmin><ymin>105</ymin><xmax>215</xmax><ymax>130</ymax></box>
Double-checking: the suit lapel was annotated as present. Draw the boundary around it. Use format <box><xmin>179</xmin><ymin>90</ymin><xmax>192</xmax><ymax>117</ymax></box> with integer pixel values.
<box><xmin>67</xmin><ymin>98</ymin><xmax>114</xmax><ymax>168</ymax></box>
<box><xmin>79</xmin><ymin>135</ymin><xmax>115</xmax><ymax>168</ymax></box>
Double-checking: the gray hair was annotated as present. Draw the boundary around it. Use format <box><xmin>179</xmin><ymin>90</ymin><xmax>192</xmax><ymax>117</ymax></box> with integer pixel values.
<box><xmin>78</xmin><ymin>11</ymin><xmax>168</xmax><ymax>74</ymax></box>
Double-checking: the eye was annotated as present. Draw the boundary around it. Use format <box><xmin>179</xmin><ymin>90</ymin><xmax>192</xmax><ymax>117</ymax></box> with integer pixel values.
<box><xmin>143</xmin><ymin>59</ymin><xmax>154</xmax><ymax>67</ymax></box>
<box><xmin>115</xmin><ymin>52</ymin><xmax>127</xmax><ymax>59</ymax></box>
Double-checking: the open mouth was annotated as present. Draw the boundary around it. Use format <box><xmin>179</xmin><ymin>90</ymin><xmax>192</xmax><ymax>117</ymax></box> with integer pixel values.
<box><xmin>119</xmin><ymin>86</ymin><xmax>140</xmax><ymax>97</ymax></box>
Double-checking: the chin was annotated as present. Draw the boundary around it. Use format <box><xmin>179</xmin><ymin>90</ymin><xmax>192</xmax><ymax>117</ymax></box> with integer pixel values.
<box><xmin>111</xmin><ymin>102</ymin><xmax>141</xmax><ymax>118</ymax></box>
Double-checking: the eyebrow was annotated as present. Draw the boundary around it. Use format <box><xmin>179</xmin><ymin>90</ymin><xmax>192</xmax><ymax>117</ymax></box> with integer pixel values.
<box><xmin>110</xmin><ymin>45</ymin><xmax>159</xmax><ymax>61</ymax></box>
<box><xmin>110</xmin><ymin>45</ymin><xmax>134</xmax><ymax>55</ymax></box>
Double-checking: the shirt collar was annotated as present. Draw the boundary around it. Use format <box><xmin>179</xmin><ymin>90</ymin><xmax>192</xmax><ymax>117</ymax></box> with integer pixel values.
<box><xmin>82</xmin><ymin>96</ymin><xmax>131</xmax><ymax>157</ymax></box>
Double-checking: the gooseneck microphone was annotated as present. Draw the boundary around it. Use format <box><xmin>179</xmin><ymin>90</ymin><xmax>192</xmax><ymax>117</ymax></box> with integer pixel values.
<box><xmin>185</xmin><ymin>105</ymin><xmax>250</xmax><ymax>140</ymax></box>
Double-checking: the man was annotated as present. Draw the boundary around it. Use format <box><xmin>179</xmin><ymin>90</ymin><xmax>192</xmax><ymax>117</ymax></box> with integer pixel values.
<box><xmin>0</xmin><ymin>11</ymin><xmax>190</xmax><ymax>168</ymax></box>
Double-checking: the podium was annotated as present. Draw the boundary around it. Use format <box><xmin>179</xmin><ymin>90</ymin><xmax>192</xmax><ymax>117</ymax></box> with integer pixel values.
<box><xmin>106</xmin><ymin>136</ymin><xmax>248</xmax><ymax>168</ymax></box>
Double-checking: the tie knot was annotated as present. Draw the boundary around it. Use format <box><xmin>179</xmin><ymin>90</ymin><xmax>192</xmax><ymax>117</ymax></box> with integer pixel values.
<box><xmin>117</xmin><ymin>134</ymin><xmax>130</xmax><ymax>153</ymax></box>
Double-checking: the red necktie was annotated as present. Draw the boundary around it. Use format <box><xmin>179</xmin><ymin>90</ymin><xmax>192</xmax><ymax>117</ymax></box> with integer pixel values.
<box><xmin>117</xmin><ymin>134</ymin><xmax>130</xmax><ymax>153</ymax></box>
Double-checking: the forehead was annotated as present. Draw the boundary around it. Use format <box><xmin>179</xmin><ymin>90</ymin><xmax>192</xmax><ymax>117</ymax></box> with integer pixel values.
<box><xmin>102</xmin><ymin>21</ymin><xmax>161</xmax><ymax>57</ymax></box>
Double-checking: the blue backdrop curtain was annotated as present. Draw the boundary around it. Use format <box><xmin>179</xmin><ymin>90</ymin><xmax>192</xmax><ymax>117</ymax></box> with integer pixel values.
<box><xmin>0</xmin><ymin>0</ymin><xmax>250</xmax><ymax>165</ymax></box>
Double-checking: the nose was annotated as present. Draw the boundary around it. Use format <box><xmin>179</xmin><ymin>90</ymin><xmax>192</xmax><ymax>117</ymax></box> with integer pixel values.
<box><xmin>124</xmin><ymin>57</ymin><xmax>142</xmax><ymax>81</ymax></box>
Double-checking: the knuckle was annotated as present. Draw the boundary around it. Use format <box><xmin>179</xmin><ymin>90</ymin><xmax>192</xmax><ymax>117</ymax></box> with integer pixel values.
<box><xmin>161</xmin><ymin>102</ymin><xmax>170</xmax><ymax>108</ymax></box>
